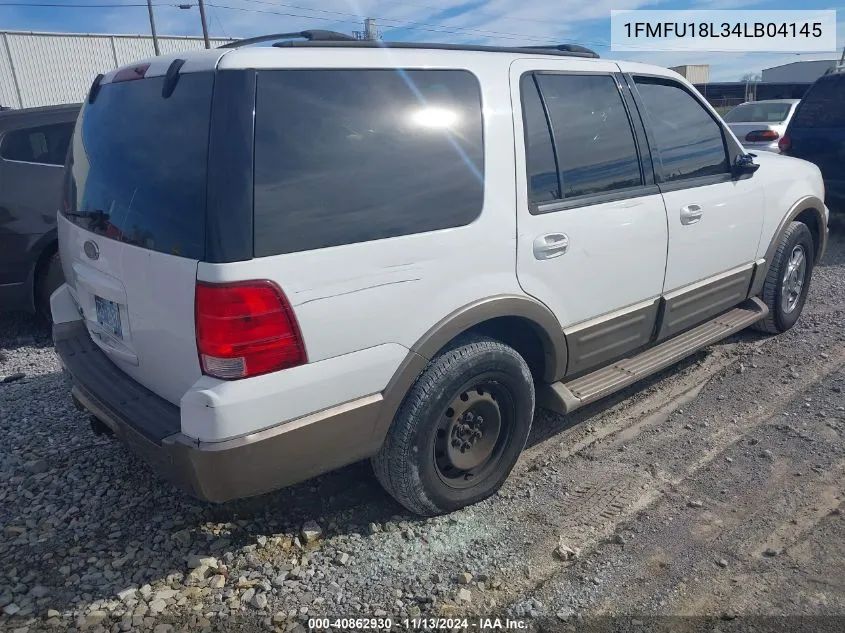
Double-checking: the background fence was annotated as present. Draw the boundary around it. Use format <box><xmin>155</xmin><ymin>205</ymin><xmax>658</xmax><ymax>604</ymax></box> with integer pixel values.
<box><xmin>0</xmin><ymin>30</ymin><xmax>234</xmax><ymax>109</ymax></box>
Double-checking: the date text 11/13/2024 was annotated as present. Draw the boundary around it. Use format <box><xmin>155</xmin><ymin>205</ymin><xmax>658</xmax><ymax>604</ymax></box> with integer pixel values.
<box><xmin>308</xmin><ymin>617</ymin><xmax>529</xmax><ymax>630</ymax></box>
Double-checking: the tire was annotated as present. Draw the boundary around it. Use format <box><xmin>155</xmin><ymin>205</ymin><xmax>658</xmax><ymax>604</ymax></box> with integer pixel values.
<box><xmin>36</xmin><ymin>252</ymin><xmax>63</xmax><ymax>323</ymax></box>
<box><xmin>373</xmin><ymin>334</ymin><xmax>535</xmax><ymax>516</ymax></box>
<box><xmin>753</xmin><ymin>221</ymin><xmax>814</xmax><ymax>334</ymax></box>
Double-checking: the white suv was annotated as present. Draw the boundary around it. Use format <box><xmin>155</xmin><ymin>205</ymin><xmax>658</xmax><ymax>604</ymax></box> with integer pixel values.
<box><xmin>52</xmin><ymin>33</ymin><xmax>828</xmax><ymax>516</ymax></box>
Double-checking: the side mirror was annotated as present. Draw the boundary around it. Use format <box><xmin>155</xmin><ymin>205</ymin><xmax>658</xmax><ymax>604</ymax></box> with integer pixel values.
<box><xmin>733</xmin><ymin>152</ymin><xmax>760</xmax><ymax>177</ymax></box>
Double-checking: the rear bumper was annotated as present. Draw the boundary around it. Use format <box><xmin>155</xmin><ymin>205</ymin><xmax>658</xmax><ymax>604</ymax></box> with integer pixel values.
<box><xmin>54</xmin><ymin>319</ymin><xmax>386</xmax><ymax>502</ymax></box>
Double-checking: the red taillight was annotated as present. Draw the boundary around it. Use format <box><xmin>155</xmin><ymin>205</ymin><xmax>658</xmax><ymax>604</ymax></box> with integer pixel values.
<box><xmin>778</xmin><ymin>135</ymin><xmax>792</xmax><ymax>153</ymax></box>
<box><xmin>745</xmin><ymin>129</ymin><xmax>780</xmax><ymax>143</ymax></box>
<box><xmin>112</xmin><ymin>63</ymin><xmax>150</xmax><ymax>83</ymax></box>
<box><xmin>195</xmin><ymin>281</ymin><xmax>306</xmax><ymax>380</ymax></box>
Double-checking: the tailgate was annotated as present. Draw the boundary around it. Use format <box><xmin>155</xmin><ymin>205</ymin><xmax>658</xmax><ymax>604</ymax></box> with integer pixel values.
<box><xmin>59</xmin><ymin>68</ymin><xmax>215</xmax><ymax>405</ymax></box>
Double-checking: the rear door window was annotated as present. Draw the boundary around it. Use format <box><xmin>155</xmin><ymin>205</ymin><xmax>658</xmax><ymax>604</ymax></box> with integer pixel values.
<box><xmin>532</xmin><ymin>73</ymin><xmax>642</xmax><ymax>201</ymax></box>
<box><xmin>791</xmin><ymin>75</ymin><xmax>845</xmax><ymax>128</ymax></box>
<box><xmin>253</xmin><ymin>69</ymin><xmax>484</xmax><ymax>256</ymax></box>
<box><xmin>64</xmin><ymin>72</ymin><xmax>214</xmax><ymax>259</ymax></box>
<box><xmin>1</xmin><ymin>122</ymin><xmax>74</xmax><ymax>165</ymax></box>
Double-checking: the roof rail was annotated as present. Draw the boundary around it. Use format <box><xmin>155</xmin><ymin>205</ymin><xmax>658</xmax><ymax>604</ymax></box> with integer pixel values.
<box><xmin>219</xmin><ymin>30</ymin><xmax>354</xmax><ymax>49</ymax></box>
<box><xmin>515</xmin><ymin>44</ymin><xmax>599</xmax><ymax>57</ymax></box>
<box><xmin>262</xmin><ymin>40</ymin><xmax>600</xmax><ymax>58</ymax></box>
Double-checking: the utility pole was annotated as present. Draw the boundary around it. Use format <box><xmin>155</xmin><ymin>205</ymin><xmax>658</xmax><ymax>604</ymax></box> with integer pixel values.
<box><xmin>146</xmin><ymin>0</ymin><xmax>160</xmax><ymax>56</ymax></box>
<box><xmin>197</xmin><ymin>0</ymin><xmax>211</xmax><ymax>49</ymax></box>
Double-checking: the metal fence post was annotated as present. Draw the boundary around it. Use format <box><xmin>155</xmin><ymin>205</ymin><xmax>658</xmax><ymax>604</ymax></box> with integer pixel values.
<box><xmin>2</xmin><ymin>33</ymin><xmax>24</xmax><ymax>108</ymax></box>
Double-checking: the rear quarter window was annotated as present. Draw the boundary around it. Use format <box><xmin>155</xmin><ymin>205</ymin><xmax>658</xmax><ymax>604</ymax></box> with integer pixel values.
<box><xmin>791</xmin><ymin>75</ymin><xmax>845</xmax><ymax>128</ymax></box>
<box><xmin>253</xmin><ymin>69</ymin><xmax>484</xmax><ymax>256</ymax></box>
<box><xmin>1</xmin><ymin>121</ymin><xmax>74</xmax><ymax>165</ymax></box>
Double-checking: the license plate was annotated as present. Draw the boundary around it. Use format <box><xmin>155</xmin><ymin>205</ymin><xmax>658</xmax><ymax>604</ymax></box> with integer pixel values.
<box><xmin>95</xmin><ymin>296</ymin><xmax>122</xmax><ymax>339</ymax></box>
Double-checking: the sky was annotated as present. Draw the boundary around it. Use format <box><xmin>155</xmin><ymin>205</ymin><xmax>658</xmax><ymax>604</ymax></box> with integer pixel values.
<box><xmin>0</xmin><ymin>0</ymin><xmax>842</xmax><ymax>81</ymax></box>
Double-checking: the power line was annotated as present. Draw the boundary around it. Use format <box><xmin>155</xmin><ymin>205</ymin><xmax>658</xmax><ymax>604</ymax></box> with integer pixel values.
<box><xmin>211</xmin><ymin>2</ymin><xmax>553</xmax><ymax>43</ymax></box>
<box><xmin>236</xmin><ymin>0</ymin><xmax>554</xmax><ymax>42</ymax></box>
<box><xmin>380</xmin><ymin>0</ymin><xmax>572</xmax><ymax>28</ymax></box>
<box><xmin>0</xmin><ymin>2</ymin><xmax>170</xmax><ymax>7</ymax></box>
<box><xmin>226</xmin><ymin>0</ymin><xmax>619</xmax><ymax>49</ymax></box>
<box><xmin>208</xmin><ymin>2</ymin><xmax>229</xmax><ymax>38</ymax></box>
<box><xmin>0</xmin><ymin>0</ymin><xmax>618</xmax><ymax>50</ymax></box>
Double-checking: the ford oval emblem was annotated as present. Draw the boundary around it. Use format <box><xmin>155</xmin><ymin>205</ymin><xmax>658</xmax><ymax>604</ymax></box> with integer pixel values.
<box><xmin>83</xmin><ymin>240</ymin><xmax>100</xmax><ymax>261</ymax></box>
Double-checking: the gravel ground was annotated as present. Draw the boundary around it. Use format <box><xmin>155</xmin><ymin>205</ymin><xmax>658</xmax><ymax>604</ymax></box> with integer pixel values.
<box><xmin>1</xmin><ymin>228</ymin><xmax>843</xmax><ymax>633</ymax></box>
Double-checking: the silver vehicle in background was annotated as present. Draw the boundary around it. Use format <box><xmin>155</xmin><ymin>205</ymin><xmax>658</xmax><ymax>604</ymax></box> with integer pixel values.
<box><xmin>723</xmin><ymin>99</ymin><xmax>800</xmax><ymax>153</ymax></box>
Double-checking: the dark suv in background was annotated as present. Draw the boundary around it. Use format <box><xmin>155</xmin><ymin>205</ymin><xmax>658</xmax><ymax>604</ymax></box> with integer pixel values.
<box><xmin>0</xmin><ymin>103</ymin><xmax>79</xmax><ymax>317</ymax></box>
<box><xmin>780</xmin><ymin>70</ymin><xmax>845</xmax><ymax>215</ymax></box>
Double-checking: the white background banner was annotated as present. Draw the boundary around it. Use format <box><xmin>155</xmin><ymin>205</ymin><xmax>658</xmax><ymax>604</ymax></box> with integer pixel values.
<box><xmin>610</xmin><ymin>10</ymin><xmax>838</xmax><ymax>52</ymax></box>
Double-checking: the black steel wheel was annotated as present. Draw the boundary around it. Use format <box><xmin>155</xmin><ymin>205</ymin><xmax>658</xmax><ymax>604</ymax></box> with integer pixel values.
<box><xmin>373</xmin><ymin>334</ymin><xmax>535</xmax><ymax>516</ymax></box>
<box><xmin>433</xmin><ymin>380</ymin><xmax>513</xmax><ymax>489</ymax></box>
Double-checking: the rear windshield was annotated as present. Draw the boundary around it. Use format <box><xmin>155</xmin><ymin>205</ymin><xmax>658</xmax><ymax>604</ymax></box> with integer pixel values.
<box><xmin>253</xmin><ymin>69</ymin><xmax>484</xmax><ymax>256</ymax></box>
<box><xmin>790</xmin><ymin>75</ymin><xmax>845</xmax><ymax>129</ymax></box>
<box><xmin>723</xmin><ymin>102</ymin><xmax>793</xmax><ymax>123</ymax></box>
<box><xmin>63</xmin><ymin>72</ymin><xmax>213</xmax><ymax>259</ymax></box>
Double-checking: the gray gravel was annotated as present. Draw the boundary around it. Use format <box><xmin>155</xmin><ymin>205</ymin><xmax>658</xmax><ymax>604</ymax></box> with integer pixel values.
<box><xmin>1</xmin><ymin>229</ymin><xmax>843</xmax><ymax>633</ymax></box>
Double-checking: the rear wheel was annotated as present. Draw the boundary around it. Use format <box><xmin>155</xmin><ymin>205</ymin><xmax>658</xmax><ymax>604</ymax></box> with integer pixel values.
<box><xmin>373</xmin><ymin>335</ymin><xmax>535</xmax><ymax>516</ymax></box>
<box><xmin>36</xmin><ymin>252</ymin><xmax>63</xmax><ymax>323</ymax></box>
<box><xmin>753</xmin><ymin>221</ymin><xmax>814</xmax><ymax>334</ymax></box>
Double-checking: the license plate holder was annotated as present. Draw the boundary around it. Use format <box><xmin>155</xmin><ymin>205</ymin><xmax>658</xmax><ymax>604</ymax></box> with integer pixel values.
<box><xmin>94</xmin><ymin>296</ymin><xmax>123</xmax><ymax>339</ymax></box>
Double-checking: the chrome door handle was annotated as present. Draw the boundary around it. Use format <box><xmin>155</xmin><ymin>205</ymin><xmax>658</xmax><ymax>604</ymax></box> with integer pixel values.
<box><xmin>680</xmin><ymin>204</ymin><xmax>703</xmax><ymax>225</ymax></box>
<box><xmin>533</xmin><ymin>233</ymin><xmax>569</xmax><ymax>260</ymax></box>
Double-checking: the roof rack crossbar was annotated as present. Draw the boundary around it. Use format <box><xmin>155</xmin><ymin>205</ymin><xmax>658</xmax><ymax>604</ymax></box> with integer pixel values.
<box><xmin>219</xmin><ymin>30</ymin><xmax>354</xmax><ymax>49</ymax></box>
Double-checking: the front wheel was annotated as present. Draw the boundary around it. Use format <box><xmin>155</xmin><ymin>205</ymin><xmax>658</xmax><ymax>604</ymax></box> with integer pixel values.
<box><xmin>372</xmin><ymin>335</ymin><xmax>535</xmax><ymax>516</ymax></box>
<box><xmin>753</xmin><ymin>221</ymin><xmax>815</xmax><ymax>334</ymax></box>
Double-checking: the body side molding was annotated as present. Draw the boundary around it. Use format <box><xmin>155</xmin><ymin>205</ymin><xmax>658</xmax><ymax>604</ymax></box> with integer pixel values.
<box><xmin>563</xmin><ymin>298</ymin><xmax>660</xmax><ymax>376</ymax></box>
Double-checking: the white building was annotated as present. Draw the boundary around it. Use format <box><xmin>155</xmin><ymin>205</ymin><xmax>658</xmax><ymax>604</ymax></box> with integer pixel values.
<box><xmin>668</xmin><ymin>64</ymin><xmax>710</xmax><ymax>84</ymax></box>
<box><xmin>761</xmin><ymin>60</ymin><xmax>838</xmax><ymax>84</ymax></box>
<box><xmin>0</xmin><ymin>30</ymin><xmax>234</xmax><ymax>109</ymax></box>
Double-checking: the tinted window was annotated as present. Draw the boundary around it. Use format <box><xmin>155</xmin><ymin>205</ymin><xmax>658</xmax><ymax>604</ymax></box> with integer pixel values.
<box><xmin>635</xmin><ymin>78</ymin><xmax>729</xmax><ymax>182</ymax></box>
<box><xmin>520</xmin><ymin>75</ymin><xmax>559</xmax><ymax>203</ymax></box>
<box><xmin>254</xmin><ymin>69</ymin><xmax>484</xmax><ymax>256</ymax></box>
<box><xmin>723</xmin><ymin>102</ymin><xmax>793</xmax><ymax>123</ymax></box>
<box><xmin>1</xmin><ymin>122</ymin><xmax>73</xmax><ymax>165</ymax></box>
<box><xmin>64</xmin><ymin>73</ymin><xmax>213</xmax><ymax>259</ymax></box>
<box><xmin>791</xmin><ymin>75</ymin><xmax>845</xmax><ymax>128</ymax></box>
<box><xmin>534</xmin><ymin>74</ymin><xmax>642</xmax><ymax>200</ymax></box>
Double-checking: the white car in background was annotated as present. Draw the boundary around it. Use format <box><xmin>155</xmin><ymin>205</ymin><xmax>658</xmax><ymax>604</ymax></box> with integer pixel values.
<box><xmin>723</xmin><ymin>99</ymin><xmax>800</xmax><ymax>153</ymax></box>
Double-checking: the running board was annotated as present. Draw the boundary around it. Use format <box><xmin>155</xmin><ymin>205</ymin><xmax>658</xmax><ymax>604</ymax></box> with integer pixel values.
<box><xmin>537</xmin><ymin>298</ymin><xmax>768</xmax><ymax>414</ymax></box>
